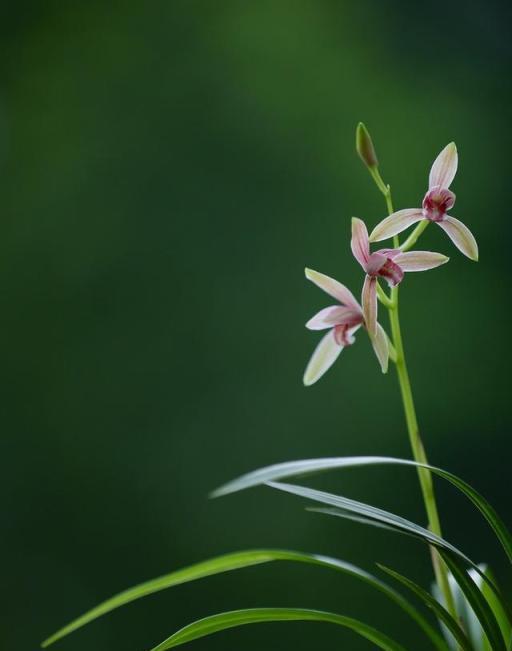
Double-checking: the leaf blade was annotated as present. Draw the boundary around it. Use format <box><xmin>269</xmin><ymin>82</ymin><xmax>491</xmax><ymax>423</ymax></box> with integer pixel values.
<box><xmin>268</xmin><ymin>480</ymin><xmax>475</xmax><ymax>567</ymax></box>
<box><xmin>440</xmin><ymin>552</ymin><xmax>508</xmax><ymax>651</ymax></box>
<box><xmin>481</xmin><ymin>567</ymin><xmax>512</xmax><ymax>650</ymax></box>
<box><xmin>213</xmin><ymin>456</ymin><xmax>512</xmax><ymax>563</ymax></box>
<box><xmin>149</xmin><ymin>608</ymin><xmax>409</xmax><ymax>651</ymax></box>
<box><xmin>41</xmin><ymin>548</ymin><xmax>444</xmax><ymax>649</ymax></box>
<box><xmin>377</xmin><ymin>564</ymin><xmax>473</xmax><ymax>651</ymax></box>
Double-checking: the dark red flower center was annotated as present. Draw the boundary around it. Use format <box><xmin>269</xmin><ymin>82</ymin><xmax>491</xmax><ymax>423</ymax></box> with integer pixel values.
<box><xmin>422</xmin><ymin>187</ymin><xmax>455</xmax><ymax>222</ymax></box>
<box><xmin>377</xmin><ymin>258</ymin><xmax>404</xmax><ymax>287</ymax></box>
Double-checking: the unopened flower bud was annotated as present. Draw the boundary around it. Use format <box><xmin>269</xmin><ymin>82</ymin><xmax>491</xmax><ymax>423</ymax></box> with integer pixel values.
<box><xmin>356</xmin><ymin>122</ymin><xmax>378</xmax><ymax>169</ymax></box>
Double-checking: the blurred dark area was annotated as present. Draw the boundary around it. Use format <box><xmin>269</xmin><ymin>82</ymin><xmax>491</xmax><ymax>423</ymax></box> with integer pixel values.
<box><xmin>1</xmin><ymin>1</ymin><xmax>511</xmax><ymax>649</ymax></box>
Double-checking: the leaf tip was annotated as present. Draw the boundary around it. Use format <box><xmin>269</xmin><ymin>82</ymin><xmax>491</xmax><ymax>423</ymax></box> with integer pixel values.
<box><xmin>209</xmin><ymin>486</ymin><xmax>226</xmax><ymax>499</ymax></box>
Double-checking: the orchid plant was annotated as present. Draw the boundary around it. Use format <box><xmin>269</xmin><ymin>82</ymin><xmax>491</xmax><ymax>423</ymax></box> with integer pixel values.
<box><xmin>42</xmin><ymin>125</ymin><xmax>511</xmax><ymax>651</ymax></box>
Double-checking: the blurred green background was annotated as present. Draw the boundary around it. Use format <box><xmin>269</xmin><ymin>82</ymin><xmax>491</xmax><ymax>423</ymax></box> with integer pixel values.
<box><xmin>1</xmin><ymin>1</ymin><xmax>510</xmax><ymax>649</ymax></box>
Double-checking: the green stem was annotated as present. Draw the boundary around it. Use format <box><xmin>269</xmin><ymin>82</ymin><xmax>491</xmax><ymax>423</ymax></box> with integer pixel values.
<box><xmin>388</xmin><ymin>288</ymin><xmax>457</xmax><ymax>618</ymax></box>
<box><xmin>369</xmin><ymin>166</ymin><xmax>389</xmax><ymax>196</ymax></box>
<box><xmin>376</xmin><ymin>282</ymin><xmax>394</xmax><ymax>309</ymax></box>
<box><xmin>400</xmin><ymin>220</ymin><xmax>429</xmax><ymax>252</ymax></box>
<box><xmin>367</xmin><ymin>164</ymin><xmax>457</xmax><ymax>618</ymax></box>
<box><xmin>370</xmin><ymin>167</ymin><xmax>395</xmax><ymax>218</ymax></box>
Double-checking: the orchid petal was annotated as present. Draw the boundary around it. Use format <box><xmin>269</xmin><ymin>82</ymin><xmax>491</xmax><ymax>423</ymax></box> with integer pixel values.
<box><xmin>365</xmin><ymin>252</ymin><xmax>387</xmax><ymax>275</ymax></box>
<box><xmin>437</xmin><ymin>216</ymin><xmax>479</xmax><ymax>261</ymax></box>
<box><xmin>361</xmin><ymin>275</ymin><xmax>377</xmax><ymax>337</ymax></box>
<box><xmin>375</xmin><ymin>248</ymin><xmax>402</xmax><ymax>259</ymax></box>
<box><xmin>351</xmin><ymin>218</ymin><xmax>370</xmax><ymax>269</ymax></box>
<box><xmin>371</xmin><ymin>323</ymin><xmax>389</xmax><ymax>374</ymax></box>
<box><xmin>392</xmin><ymin>251</ymin><xmax>449</xmax><ymax>271</ymax></box>
<box><xmin>304</xmin><ymin>268</ymin><xmax>361</xmax><ymax>311</ymax></box>
<box><xmin>429</xmin><ymin>142</ymin><xmax>458</xmax><ymax>190</ymax></box>
<box><xmin>369</xmin><ymin>209</ymin><xmax>424</xmax><ymax>242</ymax></box>
<box><xmin>303</xmin><ymin>329</ymin><xmax>343</xmax><ymax>386</ymax></box>
<box><xmin>306</xmin><ymin>306</ymin><xmax>361</xmax><ymax>331</ymax></box>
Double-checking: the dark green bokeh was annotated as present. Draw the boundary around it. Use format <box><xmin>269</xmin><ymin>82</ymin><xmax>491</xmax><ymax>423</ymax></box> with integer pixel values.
<box><xmin>1</xmin><ymin>2</ymin><xmax>510</xmax><ymax>649</ymax></box>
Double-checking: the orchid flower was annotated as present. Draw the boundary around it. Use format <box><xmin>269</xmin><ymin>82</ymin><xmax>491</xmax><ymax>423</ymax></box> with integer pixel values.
<box><xmin>369</xmin><ymin>143</ymin><xmax>478</xmax><ymax>261</ymax></box>
<box><xmin>351</xmin><ymin>217</ymin><xmax>448</xmax><ymax>335</ymax></box>
<box><xmin>303</xmin><ymin>268</ymin><xmax>389</xmax><ymax>386</ymax></box>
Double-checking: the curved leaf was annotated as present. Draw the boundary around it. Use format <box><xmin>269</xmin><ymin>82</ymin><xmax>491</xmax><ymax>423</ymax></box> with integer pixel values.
<box><xmin>440</xmin><ymin>551</ymin><xmax>507</xmax><ymax>651</ymax></box>
<box><xmin>430</xmin><ymin>562</ymin><xmax>509</xmax><ymax>651</ymax></box>
<box><xmin>481</xmin><ymin>567</ymin><xmax>512</xmax><ymax>650</ymax></box>
<box><xmin>149</xmin><ymin>608</ymin><xmax>409</xmax><ymax>651</ymax></box>
<box><xmin>310</xmin><ymin>505</ymin><xmax>512</xmax><ymax>630</ymax></box>
<box><xmin>41</xmin><ymin>548</ymin><xmax>445</xmax><ymax>649</ymax></box>
<box><xmin>212</xmin><ymin>456</ymin><xmax>512</xmax><ymax>564</ymax></box>
<box><xmin>268</xmin><ymin>480</ymin><xmax>475</xmax><ymax>567</ymax></box>
<box><xmin>377</xmin><ymin>564</ymin><xmax>472</xmax><ymax>651</ymax></box>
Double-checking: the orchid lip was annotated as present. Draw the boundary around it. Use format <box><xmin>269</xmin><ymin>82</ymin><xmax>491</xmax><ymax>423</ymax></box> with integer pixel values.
<box><xmin>334</xmin><ymin>323</ymin><xmax>358</xmax><ymax>346</ymax></box>
<box><xmin>365</xmin><ymin>250</ymin><xmax>404</xmax><ymax>287</ymax></box>
<box><xmin>422</xmin><ymin>187</ymin><xmax>456</xmax><ymax>222</ymax></box>
<box><xmin>365</xmin><ymin>252</ymin><xmax>387</xmax><ymax>275</ymax></box>
<box><xmin>377</xmin><ymin>258</ymin><xmax>404</xmax><ymax>287</ymax></box>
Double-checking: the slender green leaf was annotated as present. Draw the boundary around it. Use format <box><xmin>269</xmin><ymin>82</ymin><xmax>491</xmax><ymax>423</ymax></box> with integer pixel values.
<box><xmin>312</xmin><ymin>508</ymin><xmax>512</xmax><ymax>647</ymax></box>
<box><xmin>309</xmin><ymin>508</ymin><xmax>405</xmax><ymax>533</ymax></box>
<box><xmin>481</xmin><ymin>567</ymin><xmax>512</xmax><ymax>650</ymax></box>
<box><xmin>211</xmin><ymin>456</ymin><xmax>394</xmax><ymax>497</ymax></box>
<box><xmin>149</xmin><ymin>608</ymin><xmax>409</xmax><ymax>651</ymax></box>
<box><xmin>272</xmin><ymin>481</ymin><xmax>510</xmax><ymax>622</ymax></box>
<box><xmin>41</xmin><ymin>548</ymin><xmax>445</xmax><ymax>649</ymax></box>
<box><xmin>213</xmin><ymin>456</ymin><xmax>512</xmax><ymax>563</ymax></box>
<box><xmin>436</xmin><ymin>563</ymin><xmax>489</xmax><ymax>651</ymax></box>
<box><xmin>268</xmin><ymin>480</ymin><xmax>475</xmax><ymax>567</ymax></box>
<box><xmin>440</xmin><ymin>551</ymin><xmax>507</xmax><ymax>651</ymax></box>
<box><xmin>377</xmin><ymin>564</ymin><xmax>472</xmax><ymax>651</ymax></box>
<box><xmin>431</xmin><ymin>563</ymin><xmax>499</xmax><ymax>651</ymax></box>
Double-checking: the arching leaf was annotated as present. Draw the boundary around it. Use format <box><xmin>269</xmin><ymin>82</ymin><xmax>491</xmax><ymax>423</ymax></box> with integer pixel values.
<box><xmin>377</xmin><ymin>564</ymin><xmax>472</xmax><ymax>651</ymax></box>
<box><xmin>149</xmin><ymin>608</ymin><xmax>409</xmax><ymax>651</ymax></box>
<box><xmin>41</xmin><ymin>548</ymin><xmax>445</xmax><ymax>649</ymax></box>
<box><xmin>440</xmin><ymin>552</ymin><xmax>507</xmax><ymax>651</ymax></box>
<box><xmin>267</xmin><ymin>480</ymin><xmax>475</xmax><ymax>566</ymax></box>
<box><xmin>213</xmin><ymin>456</ymin><xmax>512</xmax><ymax>564</ymax></box>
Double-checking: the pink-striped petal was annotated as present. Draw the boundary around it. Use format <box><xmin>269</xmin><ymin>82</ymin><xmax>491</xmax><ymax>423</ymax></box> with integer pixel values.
<box><xmin>392</xmin><ymin>251</ymin><xmax>449</xmax><ymax>271</ymax></box>
<box><xmin>303</xmin><ymin>329</ymin><xmax>343</xmax><ymax>386</ymax></box>
<box><xmin>369</xmin><ymin>209</ymin><xmax>424</xmax><ymax>242</ymax></box>
<box><xmin>376</xmin><ymin>248</ymin><xmax>401</xmax><ymax>258</ymax></box>
<box><xmin>305</xmin><ymin>268</ymin><xmax>361</xmax><ymax>311</ymax></box>
<box><xmin>306</xmin><ymin>306</ymin><xmax>361</xmax><ymax>331</ymax></box>
<box><xmin>429</xmin><ymin>142</ymin><xmax>458</xmax><ymax>190</ymax></box>
<box><xmin>351</xmin><ymin>218</ymin><xmax>370</xmax><ymax>269</ymax></box>
<box><xmin>361</xmin><ymin>275</ymin><xmax>377</xmax><ymax>336</ymax></box>
<box><xmin>437</xmin><ymin>216</ymin><xmax>478</xmax><ymax>261</ymax></box>
<box><xmin>371</xmin><ymin>322</ymin><xmax>389</xmax><ymax>373</ymax></box>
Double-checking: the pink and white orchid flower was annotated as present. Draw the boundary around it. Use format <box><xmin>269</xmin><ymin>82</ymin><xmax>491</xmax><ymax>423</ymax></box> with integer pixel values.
<box><xmin>369</xmin><ymin>143</ymin><xmax>478</xmax><ymax>261</ymax></box>
<box><xmin>303</xmin><ymin>268</ymin><xmax>389</xmax><ymax>386</ymax></box>
<box><xmin>351</xmin><ymin>218</ymin><xmax>448</xmax><ymax>335</ymax></box>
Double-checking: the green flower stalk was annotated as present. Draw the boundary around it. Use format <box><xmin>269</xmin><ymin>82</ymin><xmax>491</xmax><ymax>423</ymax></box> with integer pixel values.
<box><xmin>352</xmin><ymin>124</ymin><xmax>479</xmax><ymax>619</ymax></box>
<box><xmin>302</xmin><ymin>124</ymin><xmax>481</xmax><ymax>620</ymax></box>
